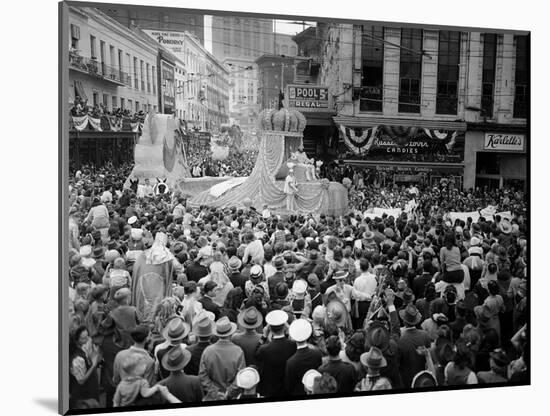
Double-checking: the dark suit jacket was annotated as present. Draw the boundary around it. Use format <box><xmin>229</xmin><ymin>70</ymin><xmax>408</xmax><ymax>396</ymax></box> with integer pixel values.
<box><xmin>255</xmin><ymin>337</ymin><xmax>296</xmax><ymax>398</ymax></box>
<box><xmin>199</xmin><ymin>296</ymin><xmax>220</xmax><ymax>320</ymax></box>
<box><xmin>285</xmin><ymin>346</ymin><xmax>323</xmax><ymax>396</ymax></box>
<box><xmin>185</xmin><ymin>341</ymin><xmax>211</xmax><ymax>376</ymax></box>
<box><xmin>318</xmin><ymin>358</ymin><xmax>357</xmax><ymax>393</ymax></box>
<box><xmin>186</xmin><ymin>262</ymin><xmax>209</xmax><ymax>282</ymax></box>
<box><xmin>229</xmin><ymin>272</ymin><xmax>247</xmax><ymax>292</ymax></box>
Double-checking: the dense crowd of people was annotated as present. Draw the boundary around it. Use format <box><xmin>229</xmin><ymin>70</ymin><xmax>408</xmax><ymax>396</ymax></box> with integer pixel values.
<box><xmin>188</xmin><ymin>148</ymin><xmax>259</xmax><ymax>178</ymax></box>
<box><xmin>67</xmin><ymin>159</ymin><xmax>528</xmax><ymax>410</ymax></box>
<box><xmin>70</xmin><ymin>96</ymin><xmax>147</xmax><ymax>122</ymax></box>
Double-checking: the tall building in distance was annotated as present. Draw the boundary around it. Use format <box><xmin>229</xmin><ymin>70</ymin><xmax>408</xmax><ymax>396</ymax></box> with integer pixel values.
<box><xmin>97</xmin><ymin>5</ymin><xmax>205</xmax><ymax>46</ymax></box>
<box><xmin>211</xmin><ymin>16</ymin><xmax>273</xmax><ymax>61</ymax></box>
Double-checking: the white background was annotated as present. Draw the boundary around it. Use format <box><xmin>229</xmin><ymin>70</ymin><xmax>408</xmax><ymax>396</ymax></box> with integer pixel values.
<box><xmin>0</xmin><ymin>0</ymin><xmax>546</xmax><ymax>414</ymax></box>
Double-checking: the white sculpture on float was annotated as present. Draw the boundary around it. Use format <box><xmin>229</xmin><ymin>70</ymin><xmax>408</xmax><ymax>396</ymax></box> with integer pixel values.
<box><xmin>124</xmin><ymin>112</ymin><xmax>190</xmax><ymax>192</ymax></box>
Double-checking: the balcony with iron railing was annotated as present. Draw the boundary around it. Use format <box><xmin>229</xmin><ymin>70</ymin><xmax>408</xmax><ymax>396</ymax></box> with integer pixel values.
<box><xmin>69</xmin><ymin>51</ymin><xmax>129</xmax><ymax>86</ymax></box>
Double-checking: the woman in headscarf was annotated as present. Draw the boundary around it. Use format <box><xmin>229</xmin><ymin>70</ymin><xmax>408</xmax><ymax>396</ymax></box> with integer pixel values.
<box><xmin>131</xmin><ymin>232</ymin><xmax>182</xmax><ymax>323</ymax></box>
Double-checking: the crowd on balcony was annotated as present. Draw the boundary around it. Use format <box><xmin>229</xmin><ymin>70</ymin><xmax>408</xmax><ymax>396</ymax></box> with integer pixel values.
<box><xmin>70</xmin><ymin>96</ymin><xmax>146</xmax><ymax>122</ymax></box>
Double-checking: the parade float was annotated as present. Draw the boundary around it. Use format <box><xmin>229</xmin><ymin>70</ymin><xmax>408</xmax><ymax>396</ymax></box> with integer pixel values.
<box><xmin>124</xmin><ymin>113</ymin><xmax>229</xmax><ymax>196</ymax></box>
<box><xmin>188</xmin><ymin>108</ymin><xmax>348</xmax><ymax>216</ymax></box>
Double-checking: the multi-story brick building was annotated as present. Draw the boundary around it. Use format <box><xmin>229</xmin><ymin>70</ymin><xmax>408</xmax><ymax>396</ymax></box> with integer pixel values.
<box><xmin>314</xmin><ymin>23</ymin><xmax>528</xmax><ymax>190</ymax></box>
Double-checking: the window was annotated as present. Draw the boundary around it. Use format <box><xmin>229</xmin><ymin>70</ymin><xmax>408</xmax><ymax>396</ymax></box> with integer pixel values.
<box><xmin>112</xmin><ymin>96</ymin><xmax>117</xmax><ymax>109</ymax></box>
<box><xmin>133</xmin><ymin>57</ymin><xmax>138</xmax><ymax>89</ymax></box>
<box><xmin>100</xmin><ymin>41</ymin><xmax>106</xmax><ymax>74</ymax></box>
<box><xmin>135</xmin><ymin>101</ymin><xmax>139</xmax><ymax>112</ymax></box>
<box><xmin>152</xmin><ymin>66</ymin><xmax>156</xmax><ymax>94</ymax></box>
<box><xmin>360</xmin><ymin>25</ymin><xmax>384</xmax><ymax>112</ymax></box>
<box><xmin>146</xmin><ymin>63</ymin><xmax>151</xmax><ymax>92</ymax></box>
<box><xmin>399</xmin><ymin>28</ymin><xmax>423</xmax><ymax>113</ymax></box>
<box><xmin>120</xmin><ymin>97</ymin><xmax>125</xmax><ymax>109</ymax></box>
<box><xmin>248</xmin><ymin>82</ymin><xmax>255</xmax><ymax>103</ymax></box>
<box><xmin>513</xmin><ymin>35</ymin><xmax>528</xmax><ymax>118</ymax></box>
<box><xmin>102</xmin><ymin>93</ymin><xmax>109</xmax><ymax>108</ymax></box>
<box><xmin>126</xmin><ymin>53</ymin><xmax>131</xmax><ymax>83</ymax></box>
<box><xmin>436</xmin><ymin>30</ymin><xmax>461</xmax><ymax>114</ymax></box>
<box><xmin>480</xmin><ymin>34</ymin><xmax>498</xmax><ymax>118</ymax></box>
<box><xmin>90</xmin><ymin>35</ymin><xmax>97</xmax><ymax>58</ymax></box>
<box><xmin>290</xmin><ymin>46</ymin><xmax>297</xmax><ymax>56</ymax></box>
<box><xmin>92</xmin><ymin>92</ymin><xmax>99</xmax><ymax>106</ymax></box>
<box><xmin>128</xmin><ymin>99</ymin><xmax>133</xmax><ymax>110</ymax></box>
<box><xmin>282</xmin><ymin>45</ymin><xmax>289</xmax><ymax>55</ymax></box>
<box><xmin>140</xmin><ymin>60</ymin><xmax>145</xmax><ymax>90</ymax></box>
<box><xmin>70</xmin><ymin>24</ymin><xmax>80</xmax><ymax>49</ymax></box>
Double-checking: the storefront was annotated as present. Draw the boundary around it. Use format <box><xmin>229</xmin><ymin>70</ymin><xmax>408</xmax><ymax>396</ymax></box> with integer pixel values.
<box><xmin>69</xmin><ymin>130</ymin><xmax>138</xmax><ymax>170</ymax></box>
<box><xmin>464</xmin><ymin>124</ymin><xmax>527</xmax><ymax>191</ymax></box>
<box><xmin>334</xmin><ymin>117</ymin><xmax>467</xmax><ymax>188</ymax></box>
<box><xmin>285</xmin><ymin>85</ymin><xmax>336</xmax><ymax>157</ymax></box>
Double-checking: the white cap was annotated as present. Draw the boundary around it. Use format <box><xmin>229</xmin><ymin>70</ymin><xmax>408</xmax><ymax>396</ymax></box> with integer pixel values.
<box><xmin>265</xmin><ymin>310</ymin><xmax>288</xmax><ymax>326</ymax></box>
<box><xmin>289</xmin><ymin>319</ymin><xmax>312</xmax><ymax>342</ymax></box>
<box><xmin>128</xmin><ymin>216</ymin><xmax>138</xmax><ymax>225</ymax></box>
<box><xmin>236</xmin><ymin>367</ymin><xmax>260</xmax><ymax>389</ymax></box>
<box><xmin>470</xmin><ymin>236</ymin><xmax>481</xmax><ymax>246</ymax></box>
<box><xmin>302</xmin><ymin>369</ymin><xmax>321</xmax><ymax>392</ymax></box>
<box><xmin>292</xmin><ymin>279</ymin><xmax>307</xmax><ymax>295</ymax></box>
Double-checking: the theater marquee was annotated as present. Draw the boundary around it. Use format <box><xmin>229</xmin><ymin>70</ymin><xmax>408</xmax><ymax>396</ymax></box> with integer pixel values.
<box><xmin>484</xmin><ymin>133</ymin><xmax>525</xmax><ymax>152</ymax></box>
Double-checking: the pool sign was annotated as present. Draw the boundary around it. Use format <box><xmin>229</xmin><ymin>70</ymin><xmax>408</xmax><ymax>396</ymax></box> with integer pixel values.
<box><xmin>287</xmin><ymin>85</ymin><xmax>331</xmax><ymax>112</ymax></box>
<box><xmin>484</xmin><ymin>133</ymin><xmax>525</xmax><ymax>152</ymax></box>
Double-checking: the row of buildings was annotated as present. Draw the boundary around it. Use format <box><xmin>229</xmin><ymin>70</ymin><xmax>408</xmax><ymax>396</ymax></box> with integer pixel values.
<box><xmin>254</xmin><ymin>23</ymin><xmax>528</xmax><ymax>191</ymax></box>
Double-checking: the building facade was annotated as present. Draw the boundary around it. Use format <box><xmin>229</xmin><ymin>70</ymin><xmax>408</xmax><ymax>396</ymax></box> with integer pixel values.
<box><xmin>68</xmin><ymin>6</ymin><xmax>160</xmax><ymax>112</ymax></box>
<box><xmin>211</xmin><ymin>15</ymin><xmax>274</xmax><ymax>61</ymax></box>
<box><xmin>224</xmin><ymin>57</ymin><xmax>260</xmax><ymax>132</ymax></box>
<box><xmin>97</xmin><ymin>5</ymin><xmax>204</xmax><ymax>45</ymax></box>
<box><xmin>316</xmin><ymin>23</ymin><xmax>528</xmax><ymax>190</ymax></box>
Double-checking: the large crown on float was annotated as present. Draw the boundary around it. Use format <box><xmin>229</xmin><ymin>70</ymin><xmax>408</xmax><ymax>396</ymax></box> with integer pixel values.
<box><xmin>257</xmin><ymin>107</ymin><xmax>307</xmax><ymax>136</ymax></box>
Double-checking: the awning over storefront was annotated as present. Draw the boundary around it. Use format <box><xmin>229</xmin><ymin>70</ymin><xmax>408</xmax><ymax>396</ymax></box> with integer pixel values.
<box><xmin>333</xmin><ymin>116</ymin><xmax>467</xmax><ymax>131</ymax></box>
<box><xmin>304</xmin><ymin>111</ymin><xmax>336</xmax><ymax>126</ymax></box>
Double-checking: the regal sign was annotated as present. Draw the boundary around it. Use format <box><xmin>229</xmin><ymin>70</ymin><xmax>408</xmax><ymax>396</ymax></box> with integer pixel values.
<box><xmin>484</xmin><ymin>133</ymin><xmax>525</xmax><ymax>152</ymax></box>
<box><xmin>286</xmin><ymin>85</ymin><xmax>330</xmax><ymax>112</ymax></box>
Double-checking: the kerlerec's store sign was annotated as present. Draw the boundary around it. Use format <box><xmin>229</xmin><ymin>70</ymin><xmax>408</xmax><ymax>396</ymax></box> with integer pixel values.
<box><xmin>287</xmin><ymin>85</ymin><xmax>330</xmax><ymax>111</ymax></box>
<box><xmin>484</xmin><ymin>133</ymin><xmax>525</xmax><ymax>152</ymax></box>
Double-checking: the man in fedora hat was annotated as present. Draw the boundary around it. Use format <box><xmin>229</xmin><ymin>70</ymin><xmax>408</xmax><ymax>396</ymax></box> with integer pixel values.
<box><xmin>267</xmin><ymin>256</ymin><xmax>286</xmax><ymax>298</ymax></box>
<box><xmin>355</xmin><ymin>347</ymin><xmax>392</xmax><ymax>391</ymax></box>
<box><xmin>158</xmin><ymin>346</ymin><xmax>203</xmax><ymax>402</ymax></box>
<box><xmin>185</xmin><ymin>312</ymin><xmax>214</xmax><ymax>376</ymax></box>
<box><xmin>255</xmin><ymin>310</ymin><xmax>296</xmax><ymax>398</ymax></box>
<box><xmin>227</xmin><ymin>256</ymin><xmax>246</xmax><ymax>292</ymax></box>
<box><xmin>154</xmin><ymin>317</ymin><xmax>191</xmax><ymax>380</ymax></box>
<box><xmin>397</xmin><ymin>303</ymin><xmax>431</xmax><ymax>388</ymax></box>
<box><xmin>245</xmin><ymin>265</ymin><xmax>270</xmax><ymax>304</ymax></box>
<box><xmin>285</xmin><ymin>319</ymin><xmax>323</xmax><ymax>396</ymax></box>
<box><xmin>232</xmin><ymin>307</ymin><xmax>263</xmax><ymax>367</ymax></box>
<box><xmin>199</xmin><ymin>316</ymin><xmax>245</xmax><ymax>400</ymax></box>
<box><xmin>113</xmin><ymin>325</ymin><xmax>155</xmax><ymax>387</ymax></box>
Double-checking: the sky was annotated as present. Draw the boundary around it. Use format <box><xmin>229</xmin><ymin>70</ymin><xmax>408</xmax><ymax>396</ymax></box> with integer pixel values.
<box><xmin>204</xmin><ymin>16</ymin><xmax>315</xmax><ymax>53</ymax></box>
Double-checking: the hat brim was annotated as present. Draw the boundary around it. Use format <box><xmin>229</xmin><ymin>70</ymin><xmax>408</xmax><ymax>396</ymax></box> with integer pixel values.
<box><xmin>161</xmin><ymin>349</ymin><xmax>192</xmax><ymax>372</ymax></box>
<box><xmin>237</xmin><ymin>314</ymin><xmax>262</xmax><ymax>330</ymax></box>
<box><xmin>162</xmin><ymin>321</ymin><xmax>191</xmax><ymax>343</ymax></box>
<box><xmin>213</xmin><ymin>322</ymin><xmax>238</xmax><ymax>337</ymax></box>
<box><xmin>399</xmin><ymin>309</ymin><xmax>422</xmax><ymax>326</ymax></box>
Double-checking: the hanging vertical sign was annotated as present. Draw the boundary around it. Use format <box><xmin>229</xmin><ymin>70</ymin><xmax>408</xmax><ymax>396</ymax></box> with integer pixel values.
<box><xmin>160</xmin><ymin>60</ymin><xmax>175</xmax><ymax>114</ymax></box>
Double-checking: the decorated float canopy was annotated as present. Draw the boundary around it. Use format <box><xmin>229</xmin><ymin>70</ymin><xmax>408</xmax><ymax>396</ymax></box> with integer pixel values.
<box><xmin>257</xmin><ymin>108</ymin><xmax>307</xmax><ymax>136</ymax></box>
